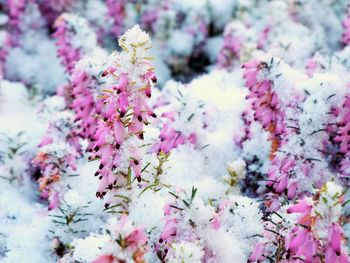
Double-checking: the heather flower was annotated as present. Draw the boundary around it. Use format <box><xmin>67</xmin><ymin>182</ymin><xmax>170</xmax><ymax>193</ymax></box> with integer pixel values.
<box><xmin>89</xmin><ymin>25</ymin><xmax>157</xmax><ymax>203</ymax></box>
<box><xmin>106</xmin><ymin>0</ymin><xmax>126</xmax><ymax>37</ymax></box>
<box><xmin>334</xmin><ymin>89</ymin><xmax>350</xmax><ymax>178</ymax></box>
<box><xmin>217</xmin><ymin>22</ymin><xmax>244</xmax><ymax>70</ymax></box>
<box><xmin>53</xmin><ymin>13</ymin><xmax>99</xmax><ymax>74</ymax></box>
<box><xmin>305</xmin><ymin>58</ymin><xmax>318</xmax><ymax>77</ymax></box>
<box><xmin>158</xmin><ymin>189</ymin><xmax>261</xmax><ymax>262</ymax></box>
<box><xmin>285</xmin><ymin>182</ymin><xmax>349</xmax><ymax>263</ymax></box>
<box><xmin>92</xmin><ymin>215</ymin><xmax>149</xmax><ymax>263</ymax></box>
<box><xmin>33</xmin><ymin>110</ymin><xmax>79</xmax><ymax>209</ymax></box>
<box><xmin>53</xmin><ymin>14</ymin><xmax>82</xmax><ymax>74</ymax></box>
<box><xmin>70</xmin><ymin>67</ymin><xmax>101</xmax><ymax>140</ymax></box>
<box><xmin>242</xmin><ymin>59</ymin><xmax>285</xmax><ymax>158</ymax></box>
<box><xmin>37</xmin><ymin>0</ymin><xmax>75</xmax><ymax>26</ymax></box>
<box><xmin>7</xmin><ymin>0</ymin><xmax>26</xmax><ymax>45</ymax></box>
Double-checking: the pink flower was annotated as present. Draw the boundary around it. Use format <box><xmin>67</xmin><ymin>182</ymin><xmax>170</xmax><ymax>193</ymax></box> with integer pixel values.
<box><xmin>287</xmin><ymin>199</ymin><xmax>311</xmax><ymax>214</ymax></box>
<box><xmin>257</xmin><ymin>27</ymin><xmax>270</xmax><ymax>49</ymax></box>
<box><xmin>48</xmin><ymin>191</ymin><xmax>59</xmax><ymax>210</ymax></box>
<box><xmin>306</xmin><ymin>58</ymin><xmax>318</xmax><ymax>77</ymax></box>
<box><xmin>106</xmin><ymin>0</ymin><xmax>126</xmax><ymax>37</ymax></box>
<box><xmin>53</xmin><ymin>14</ymin><xmax>82</xmax><ymax>73</ymax></box>
<box><xmin>217</xmin><ymin>24</ymin><xmax>244</xmax><ymax>69</ymax></box>
<box><xmin>328</xmin><ymin>224</ymin><xmax>343</xmax><ymax>257</ymax></box>
<box><xmin>160</xmin><ymin>218</ymin><xmax>177</xmax><ymax>242</ymax></box>
<box><xmin>38</xmin><ymin>135</ymin><xmax>53</xmax><ymax>147</ymax></box>
<box><xmin>249</xmin><ymin>242</ymin><xmax>265</xmax><ymax>262</ymax></box>
<box><xmin>211</xmin><ymin>214</ymin><xmax>221</xmax><ymax>230</ymax></box>
<box><xmin>243</xmin><ymin>59</ymin><xmax>285</xmax><ymax>160</ymax></box>
<box><xmin>92</xmin><ymin>255</ymin><xmax>114</xmax><ymax>263</ymax></box>
<box><xmin>88</xmin><ymin>26</ymin><xmax>157</xmax><ymax>204</ymax></box>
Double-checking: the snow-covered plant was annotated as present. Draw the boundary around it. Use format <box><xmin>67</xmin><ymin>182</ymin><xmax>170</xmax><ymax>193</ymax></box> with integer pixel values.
<box><xmin>284</xmin><ymin>182</ymin><xmax>349</xmax><ymax>262</ymax></box>
<box><xmin>216</xmin><ymin>21</ymin><xmax>254</xmax><ymax>70</ymax></box>
<box><xmin>0</xmin><ymin>131</ymin><xmax>28</xmax><ymax>183</ymax></box>
<box><xmin>250</xmin><ymin>181</ymin><xmax>350</xmax><ymax>263</ymax></box>
<box><xmin>2</xmin><ymin>1</ymin><xmax>350</xmax><ymax>262</ymax></box>
<box><xmin>157</xmin><ymin>188</ymin><xmax>263</xmax><ymax>262</ymax></box>
<box><xmin>152</xmin><ymin>82</ymin><xmax>207</xmax><ymax>154</ymax></box>
<box><xmin>242</xmin><ymin>59</ymin><xmax>285</xmax><ymax>159</ymax></box>
<box><xmin>33</xmin><ymin>108</ymin><xmax>79</xmax><ymax>209</ymax></box>
<box><xmin>53</xmin><ymin>13</ymin><xmax>99</xmax><ymax>74</ymax></box>
<box><xmin>241</xmin><ymin>55</ymin><xmax>350</xmax><ymax>210</ymax></box>
<box><xmin>88</xmin><ymin>25</ymin><xmax>157</xmax><ymax>205</ymax></box>
<box><xmin>333</xmin><ymin>84</ymin><xmax>350</xmax><ymax>178</ymax></box>
<box><xmin>67</xmin><ymin>215</ymin><xmax>149</xmax><ymax>263</ymax></box>
<box><xmin>49</xmin><ymin>190</ymin><xmax>95</xmax><ymax>258</ymax></box>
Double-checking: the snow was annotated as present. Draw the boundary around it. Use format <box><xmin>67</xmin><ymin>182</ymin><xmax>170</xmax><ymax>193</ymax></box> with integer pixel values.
<box><xmin>0</xmin><ymin>0</ymin><xmax>350</xmax><ymax>262</ymax></box>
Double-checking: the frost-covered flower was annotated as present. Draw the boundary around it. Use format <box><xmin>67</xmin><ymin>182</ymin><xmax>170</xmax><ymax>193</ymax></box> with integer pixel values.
<box><xmin>33</xmin><ymin>109</ymin><xmax>79</xmax><ymax>209</ymax></box>
<box><xmin>242</xmin><ymin>59</ymin><xmax>285</xmax><ymax>158</ymax></box>
<box><xmin>285</xmin><ymin>182</ymin><xmax>349</xmax><ymax>263</ymax></box>
<box><xmin>89</xmin><ymin>25</ymin><xmax>157</xmax><ymax>204</ymax></box>
<box><xmin>53</xmin><ymin>13</ymin><xmax>99</xmax><ymax>74</ymax></box>
<box><xmin>157</xmin><ymin>189</ymin><xmax>262</xmax><ymax>263</ymax></box>
<box><xmin>92</xmin><ymin>215</ymin><xmax>149</xmax><ymax>263</ymax></box>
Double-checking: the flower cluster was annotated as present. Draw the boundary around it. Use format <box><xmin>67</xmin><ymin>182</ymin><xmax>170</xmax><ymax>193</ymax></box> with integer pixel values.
<box><xmin>33</xmin><ymin>105</ymin><xmax>79</xmax><ymax>210</ymax></box>
<box><xmin>217</xmin><ymin>22</ymin><xmax>247</xmax><ymax>70</ymax></box>
<box><xmin>91</xmin><ymin>215</ymin><xmax>149</xmax><ymax>263</ymax></box>
<box><xmin>250</xmin><ymin>182</ymin><xmax>350</xmax><ymax>263</ymax></box>
<box><xmin>157</xmin><ymin>189</ymin><xmax>262</xmax><ymax>263</ymax></box>
<box><xmin>285</xmin><ymin>182</ymin><xmax>349</xmax><ymax>263</ymax></box>
<box><xmin>88</xmin><ymin>25</ymin><xmax>157</xmax><ymax>203</ymax></box>
<box><xmin>53</xmin><ymin>13</ymin><xmax>98</xmax><ymax>74</ymax></box>
<box><xmin>242</xmin><ymin>59</ymin><xmax>285</xmax><ymax>159</ymax></box>
<box><xmin>106</xmin><ymin>0</ymin><xmax>126</xmax><ymax>38</ymax></box>
<box><xmin>2</xmin><ymin>1</ymin><xmax>350</xmax><ymax>262</ymax></box>
<box><xmin>334</xmin><ymin>87</ymin><xmax>350</xmax><ymax>177</ymax></box>
<box><xmin>6</xmin><ymin>0</ymin><xmax>26</xmax><ymax>45</ymax></box>
<box><xmin>70</xmin><ymin>66</ymin><xmax>101</xmax><ymax>140</ymax></box>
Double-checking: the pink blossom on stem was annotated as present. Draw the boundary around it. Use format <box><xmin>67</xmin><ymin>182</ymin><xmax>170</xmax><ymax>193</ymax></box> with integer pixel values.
<box><xmin>7</xmin><ymin>0</ymin><xmax>26</xmax><ymax>45</ymax></box>
<box><xmin>242</xmin><ymin>59</ymin><xmax>285</xmax><ymax>159</ymax></box>
<box><xmin>106</xmin><ymin>0</ymin><xmax>126</xmax><ymax>37</ymax></box>
<box><xmin>53</xmin><ymin>14</ymin><xmax>82</xmax><ymax>74</ymax></box>
<box><xmin>217</xmin><ymin>23</ymin><xmax>244</xmax><ymax>70</ymax></box>
<box><xmin>33</xmin><ymin>109</ymin><xmax>80</xmax><ymax>209</ymax></box>
<box><xmin>89</xmin><ymin>25</ymin><xmax>157</xmax><ymax>203</ymax></box>
<box><xmin>93</xmin><ymin>215</ymin><xmax>149</xmax><ymax>263</ymax></box>
<box><xmin>70</xmin><ymin>68</ymin><xmax>101</xmax><ymax>140</ymax></box>
<box><xmin>284</xmin><ymin>182</ymin><xmax>349</xmax><ymax>263</ymax></box>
